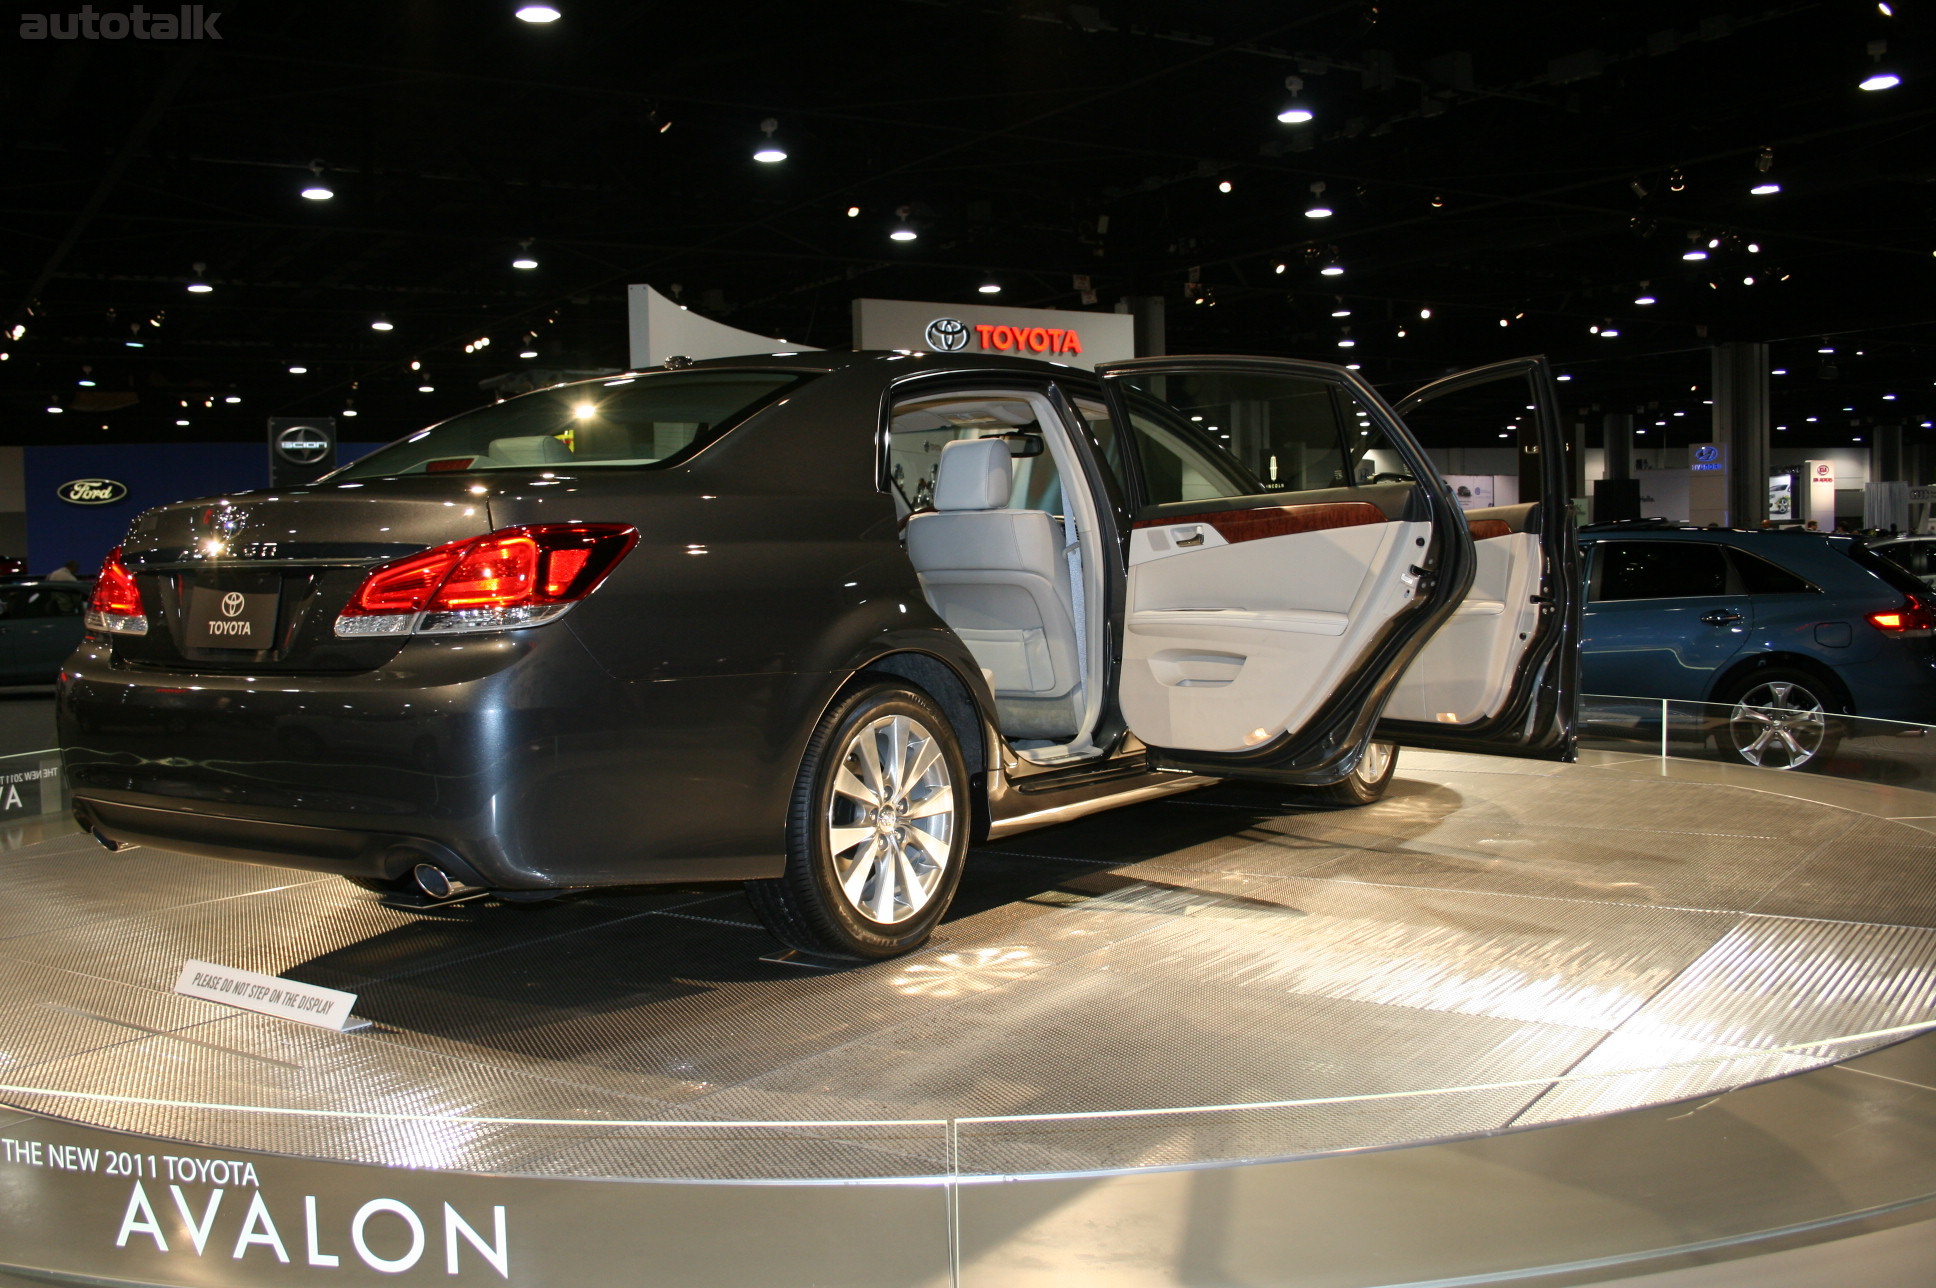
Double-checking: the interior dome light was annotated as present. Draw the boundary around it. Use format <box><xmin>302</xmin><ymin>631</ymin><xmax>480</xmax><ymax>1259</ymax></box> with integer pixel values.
<box><xmin>753</xmin><ymin>118</ymin><xmax>786</xmax><ymax>163</ymax></box>
<box><xmin>515</xmin><ymin>5</ymin><xmax>561</xmax><ymax>21</ymax></box>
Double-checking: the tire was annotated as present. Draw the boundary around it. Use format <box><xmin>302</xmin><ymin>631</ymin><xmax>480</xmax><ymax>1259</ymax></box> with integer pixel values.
<box><xmin>1295</xmin><ymin>740</ymin><xmax>1399</xmax><ymax>807</ymax></box>
<box><xmin>746</xmin><ymin>679</ymin><xmax>970</xmax><ymax>959</ymax></box>
<box><xmin>1717</xmin><ymin>669</ymin><xmax>1843</xmax><ymax>771</ymax></box>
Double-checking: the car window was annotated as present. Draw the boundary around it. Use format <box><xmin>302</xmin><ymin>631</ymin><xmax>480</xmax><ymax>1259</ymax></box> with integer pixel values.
<box><xmin>1102</xmin><ymin>371</ymin><xmax>1399</xmax><ymax>508</ymax></box>
<box><xmin>1729</xmin><ymin>548</ymin><xmax>1817</xmax><ymax>595</ymax></box>
<box><xmin>887</xmin><ymin>390</ymin><xmax>1066</xmax><ymax>518</ymax></box>
<box><xmin>1592</xmin><ymin>540</ymin><xmax>1729</xmax><ymax>601</ymax></box>
<box><xmin>2</xmin><ymin>587</ymin><xmax>85</xmax><ymax>618</ymax></box>
<box><xmin>334</xmin><ymin>370</ymin><xmax>814</xmax><ymax>478</ymax></box>
<box><xmin>1874</xmin><ymin>541</ymin><xmax>1936</xmax><ymax>582</ymax></box>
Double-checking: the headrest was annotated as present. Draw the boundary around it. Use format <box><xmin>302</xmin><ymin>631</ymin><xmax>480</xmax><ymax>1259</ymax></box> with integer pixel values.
<box><xmin>487</xmin><ymin>435</ymin><xmax>575</xmax><ymax>465</ymax></box>
<box><xmin>932</xmin><ymin>437</ymin><xmax>1011</xmax><ymax>512</ymax></box>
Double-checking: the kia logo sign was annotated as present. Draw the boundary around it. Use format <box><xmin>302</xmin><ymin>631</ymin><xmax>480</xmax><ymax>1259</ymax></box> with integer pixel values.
<box><xmin>56</xmin><ymin>478</ymin><xmax>127</xmax><ymax>506</ymax></box>
<box><xmin>924</xmin><ymin>317</ymin><xmax>970</xmax><ymax>352</ymax></box>
<box><xmin>275</xmin><ymin>425</ymin><xmax>332</xmax><ymax>464</ymax></box>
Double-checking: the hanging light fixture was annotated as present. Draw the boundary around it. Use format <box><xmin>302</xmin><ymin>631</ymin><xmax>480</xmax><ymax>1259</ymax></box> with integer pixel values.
<box><xmin>512</xmin><ymin>238</ymin><xmax>538</xmax><ymax>270</ymax></box>
<box><xmin>753</xmin><ymin>118</ymin><xmax>786</xmax><ymax>164</ymax></box>
<box><xmin>889</xmin><ymin>206</ymin><xmax>918</xmax><ymax>242</ymax></box>
<box><xmin>515</xmin><ymin>5</ymin><xmax>561</xmax><ymax>21</ymax></box>
<box><xmin>1304</xmin><ymin>181</ymin><xmax>1332</xmax><ymax>219</ymax></box>
<box><xmin>1319</xmin><ymin>259</ymin><xmax>1344</xmax><ymax>277</ymax></box>
<box><xmin>300</xmin><ymin>160</ymin><xmax>334</xmax><ymax>201</ymax></box>
<box><xmin>977</xmin><ymin>275</ymin><xmax>1001</xmax><ymax>295</ymax></box>
<box><xmin>185</xmin><ymin>262</ymin><xmax>212</xmax><ymax>293</ymax></box>
<box><xmin>1276</xmin><ymin>75</ymin><xmax>1314</xmax><ymax>124</ymax></box>
<box><xmin>370</xmin><ymin>315</ymin><xmax>394</xmax><ymax>332</ymax></box>
<box><xmin>1860</xmin><ymin>41</ymin><xmax>1900</xmax><ymax>90</ymax></box>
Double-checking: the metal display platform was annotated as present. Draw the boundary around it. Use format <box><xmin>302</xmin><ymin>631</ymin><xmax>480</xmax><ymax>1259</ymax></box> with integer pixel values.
<box><xmin>2</xmin><ymin>746</ymin><xmax>1935</xmax><ymax>1286</ymax></box>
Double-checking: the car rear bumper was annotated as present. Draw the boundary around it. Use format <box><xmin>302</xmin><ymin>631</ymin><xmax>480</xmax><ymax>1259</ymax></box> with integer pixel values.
<box><xmin>59</xmin><ymin>628</ymin><xmax>814</xmax><ymax>888</ymax></box>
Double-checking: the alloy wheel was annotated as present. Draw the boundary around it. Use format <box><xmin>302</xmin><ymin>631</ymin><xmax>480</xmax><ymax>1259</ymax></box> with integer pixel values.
<box><xmin>1727</xmin><ymin>679</ymin><xmax>1830</xmax><ymax>769</ymax></box>
<box><xmin>825</xmin><ymin>713</ymin><xmax>956</xmax><ymax>924</ymax></box>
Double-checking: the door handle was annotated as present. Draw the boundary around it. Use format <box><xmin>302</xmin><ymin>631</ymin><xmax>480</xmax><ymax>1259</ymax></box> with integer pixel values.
<box><xmin>1174</xmin><ymin>527</ymin><xmax>1205</xmax><ymax>548</ymax></box>
<box><xmin>1700</xmin><ymin>609</ymin><xmax>1742</xmax><ymax>626</ymax></box>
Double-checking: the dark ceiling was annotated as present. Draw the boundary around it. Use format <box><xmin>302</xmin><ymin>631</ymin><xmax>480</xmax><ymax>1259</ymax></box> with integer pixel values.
<box><xmin>2</xmin><ymin>0</ymin><xmax>1930</xmax><ymax>454</ymax></box>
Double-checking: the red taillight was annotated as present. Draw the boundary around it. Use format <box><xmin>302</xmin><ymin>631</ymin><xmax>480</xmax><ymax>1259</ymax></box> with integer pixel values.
<box><xmin>337</xmin><ymin>524</ymin><xmax>636</xmax><ymax>636</ymax></box>
<box><xmin>85</xmin><ymin>546</ymin><xmax>148</xmax><ymax>634</ymax></box>
<box><xmin>1869</xmin><ymin>593</ymin><xmax>1935</xmax><ymax>634</ymax></box>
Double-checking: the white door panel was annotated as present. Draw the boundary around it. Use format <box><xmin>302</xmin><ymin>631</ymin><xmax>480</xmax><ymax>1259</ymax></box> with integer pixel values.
<box><xmin>1382</xmin><ymin>530</ymin><xmax>1541</xmax><ymax>725</ymax></box>
<box><xmin>1121</xmin><ymin>519</ymin><xmax>1428</xmax><ymax>751</ymax></box>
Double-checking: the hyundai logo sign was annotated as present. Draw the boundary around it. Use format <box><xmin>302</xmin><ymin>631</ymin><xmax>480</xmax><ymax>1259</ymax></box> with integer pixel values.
<box><xmin>274</xmin><ymin>425</ymin><xmax>332</xmax><ymax>464</ymax></box>
<box><xmin>56</xmin><ymin>478</ymin><xmax>127</xmax><ymax>506</ymax></box>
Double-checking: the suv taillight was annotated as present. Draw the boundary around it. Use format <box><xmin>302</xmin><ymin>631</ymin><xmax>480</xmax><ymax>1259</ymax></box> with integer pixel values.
<box><xmin>1869</xmin><ymin>591</ymin><xmax>1935</xmax><ymax>635</ymax></box>
<box><xmin>85</xmin><ymin>547</ymin><xmax>148</xmax><ymax>635</ymax></box>
<box><xmin>335</xmin><ymin>524</ymin><xmax>637</xmax><ymax>638</ymax></box>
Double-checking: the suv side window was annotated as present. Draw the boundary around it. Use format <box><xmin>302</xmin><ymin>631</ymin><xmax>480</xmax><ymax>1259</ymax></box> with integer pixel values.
<box><xmin>1728</xmin><ymin>548</ymin><xmax>1816</xmax><ymax>595</ymax></box>
<box><xmin>1592</xmin><ymin>540</ymin><xmax>1728</xmax><ymax>601</ymax></box>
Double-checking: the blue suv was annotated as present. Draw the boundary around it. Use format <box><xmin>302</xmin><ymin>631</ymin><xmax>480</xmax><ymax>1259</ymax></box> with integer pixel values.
<box><xmin>1578</xmin><ymin>524</ymin><xmax>1936</xmax><ymax>768</ymax></box>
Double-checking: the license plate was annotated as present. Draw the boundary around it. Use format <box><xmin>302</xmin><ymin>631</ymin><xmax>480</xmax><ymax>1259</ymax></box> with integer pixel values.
<box><xmin>187</xmin><ymin>586</ymin><xmax>278</xmax><ymax>649</ymax></box>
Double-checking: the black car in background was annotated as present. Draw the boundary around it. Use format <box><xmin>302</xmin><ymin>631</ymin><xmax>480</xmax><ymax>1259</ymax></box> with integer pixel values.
<box><xmin>60</xmin><ymin>351</ymin><xmax>1578</xmax><ymax>958</ymax></box>
<box><xmin>0</xmin><ymin>581</ymin><xmax>88</xmax><ymax>684</ymax></box>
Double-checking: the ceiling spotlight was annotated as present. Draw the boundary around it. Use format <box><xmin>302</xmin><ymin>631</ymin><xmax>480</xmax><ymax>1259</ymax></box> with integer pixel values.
<box><xmin>1336</xmin><ymin>338</ymin><xmax>1355</xmax><ymax>349</ymax></box>
<box><xmin>512</xmin><ymin>238</ymin><xmax>538</xmax><ymax>270</ymax></box>
<box><xmin>519</xmin><ymin>348</ymin><xmax>538</xmax><ymax>359</ymax></box>
<box><xmin>1634</xmin><ymin>294</ymin><xmax>1657</xmax><ymax>305</ymax></box>
<box><xmin>889</xmin><ymin>226</ymin><xmax>917</xmax><ymax>242</ymax></box>
<box><xmin>125</xmin><ymin>340</ymin><xmax>143</xmax><ymax>348</ymax></box>
<box><xmin>186</xmin><ymin>262</ymin><xmax>213</xmax><ymax>294</ymax></box>
<box><xmin>370</xmin><ymin>316</ymin><xmax>394</xmax><ymax>331</ymax></box>
<box><xmin>77</xmin><ymin>378</ymin><xmax>95</xmax><ymax>387</ymax></box>
<box><xmin>1319</xmin><ymin>262</ymin><xmax>1344</xmax><ymax>277</ymax></box>
<box><xmin>846</xmin><ymin>206</ymin><xmax>860</xmax><ymax>218</ymax></box>
<box><xmin>418</xmin><ymin>384</ymin><xmax>435</xmax><ymax>393</ymax></box>
<box><xmin>1600</xmin><ymin>327</ymin><xmax>1620</xmax><ymax>337</ymax></box>
<box><xmin>224</xmin><ymin>395</ymin><xmax>241</xmax><ymax>404</ymax></box>
<box><xmin>175</xmin><ymin>418</ymin><xmax>189</xmax><ymax>426</ymax></box>
<box><xmin>1751</xmin><ymin>181</ymin><xmax>1781</xmax><ymax>196</ymax></box>
<box><xmin>342</xmin><ymin>407</ymin><xmax>358</xmax><ymax>417</ymax></box>
<box><xmin>1304</xmin><ymin>181</ymin><xmax>1332</xmax><ymax>219</ymax></box>
<box><xmin>1682</xmin><ymin>249</ymin><xmax>1708</xmax><ymax>261</ymax></box>
<box><xmin>1218</xmin><ymin>179</ymin><xmax>1233</xmax><ymax>194</ymax></box>
<box><xmin>1273</xmin><ymin>261</ymin><xmax>1286</xmax><ymax>274</ymax></box>
<box><xmin>1276</xmin><ymin>75</ymin><xmax>1314</xmax><ymax>124</ymax></box>
<box><xmin>977</xmin><ymin>277</ymin><xmax>1001</xmax><ymax>295</ymax></box>
<box><xmin>46</xmin><ymin>406</ymin><xmax>63</xmax><ymax>415</ymax></box>
<box><xmin>1556</xmin><ymin>374</ymin><xmax>1572</xmax><ymax>381</ymax></box>
<box><xmin>753</xmin><ymin>118</ymin><xmax>786</xmax><ymax>164</ymax></box>
<box><xmin>1331</xmin><ymin>307</ymin><xmax>1351</xmax><ymax>318</ymax></box>
<box><xmin>288</xmin><ymin>365</ymin><xmax>308</xmax><ymax>374</ymax></box>
<box><xmin>515</xmin><ymin>4</ymin><xmax>561</xmax><ymax>21</ymax></box>
<box><xmin>300</xmin><ymin>160</ymin><xmax>333</xmax><ymax>201</ymax></box>
<box><xmin>1418</xmin><ymin>307</ymin><xmax>1431</xmax><ymax>319</ymax></box>
<box><xmin>1861</xmin><ymin>70</ymin><xmax>1901</xmax><ymax>91</ymax></box>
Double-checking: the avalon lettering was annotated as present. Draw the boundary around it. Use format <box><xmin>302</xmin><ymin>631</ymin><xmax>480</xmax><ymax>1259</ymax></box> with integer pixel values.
<box><xmin>114</xmin><ymin>1182</ymin><xmax>508</xmax><ymax>1277</ymax></box>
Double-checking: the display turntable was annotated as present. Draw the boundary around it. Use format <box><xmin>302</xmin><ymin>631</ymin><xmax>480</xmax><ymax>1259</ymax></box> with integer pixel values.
<box><xmin>1</xmin><ymin>748</ymin><xmax>1933</xmax><ymax>1288</ymax></box>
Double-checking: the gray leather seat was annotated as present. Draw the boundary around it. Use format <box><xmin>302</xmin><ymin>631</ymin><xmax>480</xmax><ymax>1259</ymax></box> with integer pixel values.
<box><xmin>906</xmin><ymin>438</ymin><xmax>1083</xmax><ymax>738</ymax></box>
<box><xmin>484</xmin><ymin>435</ymin><xmax>575</xmax><ymax>467</ymax></box>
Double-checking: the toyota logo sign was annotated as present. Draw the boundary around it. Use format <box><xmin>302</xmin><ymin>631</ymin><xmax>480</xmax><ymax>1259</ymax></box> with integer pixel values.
<box><xmin>923</xmin><ymin>317</ymin><xmax>970</xmax><ymax>352</ymax></box>
<box><xmin>275</xmin><ymin>425</ymin><xmax>332</xmax><ymax>464</ymax></box>
<box><xmin>220</xmin><ymin>592</ymin><xmax>246</xmax><ymax>618</ymax></box>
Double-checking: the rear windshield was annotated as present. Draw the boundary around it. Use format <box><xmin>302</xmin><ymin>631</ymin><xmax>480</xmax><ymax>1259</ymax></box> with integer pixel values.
<box><xmin>334</xmin><ymin>370</ymin><xmax>813</xmax><ymax>479</ymax></box>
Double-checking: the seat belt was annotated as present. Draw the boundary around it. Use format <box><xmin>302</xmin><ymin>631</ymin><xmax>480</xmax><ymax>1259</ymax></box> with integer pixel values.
<box><xmin>1064</xmin><ymin>512</ymin><xmax>1088</xmax><ymax>690</ymax></box>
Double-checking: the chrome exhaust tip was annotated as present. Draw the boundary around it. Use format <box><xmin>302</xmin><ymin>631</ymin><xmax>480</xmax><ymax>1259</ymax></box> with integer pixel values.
<box><xmin>411</xmin><ymin>863</ymin><xmax>477</xmax><ymax>901</ymax></box>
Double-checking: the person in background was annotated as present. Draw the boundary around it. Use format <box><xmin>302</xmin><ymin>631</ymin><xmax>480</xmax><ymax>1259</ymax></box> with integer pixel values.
<box><xmin>45</xmin><ymin>561</ymin><xmax>80</xmax><ymax>582</ymax></box>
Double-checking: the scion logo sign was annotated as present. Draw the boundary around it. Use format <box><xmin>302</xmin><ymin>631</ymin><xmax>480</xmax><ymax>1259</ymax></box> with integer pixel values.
<box><xmin>275</xmin><ymin>426</ymin><xmax>332</xmax><ymax>464</ymax></box>
<box><xmin>56</xmin><ymin>478</ymin><xmax>127</xmax><ymax>505</ymax></box>
<box><xmin>923</xmin><ymin>318</ymin><xmax>970</xmax><ymax>352</ymax></box>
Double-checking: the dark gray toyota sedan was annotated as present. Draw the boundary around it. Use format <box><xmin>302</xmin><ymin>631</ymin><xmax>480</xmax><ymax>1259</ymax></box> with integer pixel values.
<box><xmin>61</xmin><ymin>350</ymin><xmax>1579</xmax><ymax>957</ymax></box>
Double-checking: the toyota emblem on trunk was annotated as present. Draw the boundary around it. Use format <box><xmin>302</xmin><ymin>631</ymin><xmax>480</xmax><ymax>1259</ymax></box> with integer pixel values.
<box><xmin>221</xmin><ymin>592</ymin><xmax>246</xmax><ymax>618</ymax></box>
<box><xmin>924</xmin><ymin>317</ymin><xmax>969</xmax><ymax>352</ymax></box>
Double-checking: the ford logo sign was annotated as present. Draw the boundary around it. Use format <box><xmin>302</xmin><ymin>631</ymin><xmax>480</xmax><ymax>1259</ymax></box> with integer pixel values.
<box><xmin>56</xmin><ymin>478</ymin><xmax>127</xmax><ymax>506</ymax></box>
<box><xmin>275</xmin><ymin>424</ymin><xmax>332</xmax><ymax>464</ymax></box>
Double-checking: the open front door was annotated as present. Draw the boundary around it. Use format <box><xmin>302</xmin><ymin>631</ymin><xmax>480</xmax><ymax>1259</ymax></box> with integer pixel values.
<box><xmin>1093</xmin><ymin>357</ymin><xmax>1484</xmax><ymax>785</ymax></box>
<box><xmin>1376</xmin><ymin>356</ymin><xmax>1580</xmax><ymax>759</ymax></box>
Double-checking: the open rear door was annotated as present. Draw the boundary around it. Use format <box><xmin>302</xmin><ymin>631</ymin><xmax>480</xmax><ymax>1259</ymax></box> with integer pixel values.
<box><xmin>1376</xmin><ymin>356</ymin><xmax>1580</xmax><ymax>759</ymax></box>
<box><xmin>1093</xmin><ymin>357</ymin><xmax>1486</xmax><ymax>785</ymax></box>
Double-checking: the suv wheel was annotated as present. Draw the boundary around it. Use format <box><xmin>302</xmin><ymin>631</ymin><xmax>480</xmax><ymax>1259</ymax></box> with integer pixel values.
<box><xmin>746</xmin><ymin>679</ymin><xmax>969</xmax><ymax>959</ymax></box>
<box><xmin>1719</xmin><ymin>669</ymin><xmax>1842</xmax><ymax>771</ymax></box>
